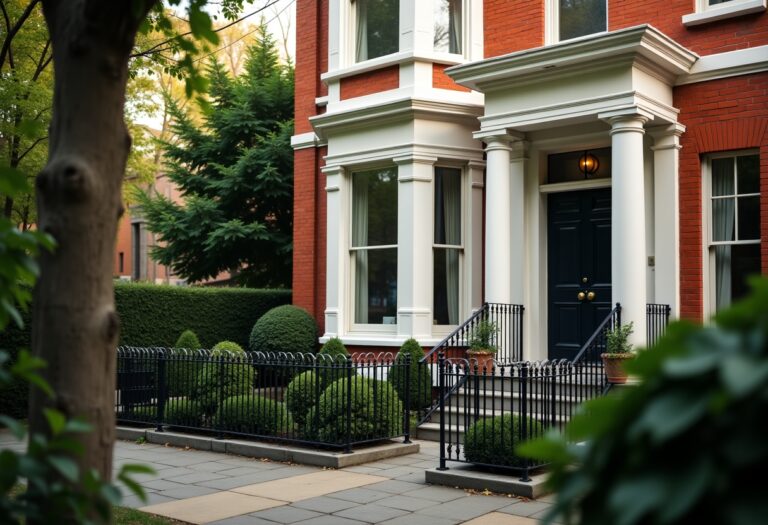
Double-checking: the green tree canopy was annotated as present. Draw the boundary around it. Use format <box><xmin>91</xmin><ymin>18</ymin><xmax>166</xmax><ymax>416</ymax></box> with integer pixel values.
<box><xmin>138</xmin><ymin>23</ymin><xmax>293</xmax><ymax>287</ymax></box>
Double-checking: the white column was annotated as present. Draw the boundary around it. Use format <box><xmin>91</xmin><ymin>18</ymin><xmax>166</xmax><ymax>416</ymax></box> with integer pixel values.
<box><xmin>395</xmin><ymin>154</ymin><xmax>438</xmax><ymax>339</ymax></box>
<box><xmin>603</xmin><ymin>112</ymin><xmax>651</xmax><ymax>347</ymax></box>
<box><xmin>323</xmin><ymin>165</ymin><xmax>344</xmax><ymax>336</ymax></box>
<box><xmin>509</xmin><ymin>140</ymin><xmax>528</xmax><ymax>305</ymax></box>
<box><xmin>650</xmin><ymin>124</ymin><xmax>685</xmax><ymax>317</ymax></box>
<box><xmin>483</xmin><ymin>136</ymin><xmax>512</xmax><ymax>304</ymax></box>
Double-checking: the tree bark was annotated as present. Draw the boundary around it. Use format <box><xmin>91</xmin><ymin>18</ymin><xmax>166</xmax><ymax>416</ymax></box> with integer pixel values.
<box><xmin>29</xmin><ymin>0</ymin><xmax>156</xmax><ymax>491</ymax></box>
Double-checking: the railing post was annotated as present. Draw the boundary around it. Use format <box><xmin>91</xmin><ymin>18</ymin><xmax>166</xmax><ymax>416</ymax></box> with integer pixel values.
<box><xmin>519</xmin><ymin>363</ymin><xmax>531</xmax><ymax>482</ymax></box>
<box><xmin>437</xmin><ymin>352</ymin><xmax>448</xmax><ymax>471</ymax></box>
<box><xmin>345</xmin><ymin>356</ymin><xmax>353</xmax><ymax>454</ymax></box>
<box><xmin>616</xmin><ymin>302</ymin><xmax>622</xmax><ymax>327</ymax></box>
<box><xmin>216</xmin><ymin>354</ymin><xmax>225</xmax><ymax>439</ymax></box>
<box><xmin>156</xmin><ymin>351</ymin><xmax>166</xmax><ymax>432</ymax></box>
<box><xmin>403</xmin><ymin>354</ymin><xmax>412</xmax><ymax>444</ymax></box>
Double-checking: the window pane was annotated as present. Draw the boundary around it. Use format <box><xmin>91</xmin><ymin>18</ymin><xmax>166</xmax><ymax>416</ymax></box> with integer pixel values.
<box><xmin>352</xmin><ymin>168</ymin><xmax>398</xmax><ymax>247</ymax></box>
<box><xmin>738</xmin><ymin>196</ymin><xmax>760</xmax><ymax>240</ymax></box>
<box><xmin>715</xmin><ymin>244</ymin><xmax>761</xmax><ymax>311</ymax></box>
<box><xmin>712</xmin><ymin>157</ymin><xmax>734</xmax><ymax>196</ymax></box>
<box><xmin>434</xmin><ymin>167</ymin><xmax>461</xmax><ymax>245</ymax></box>
<box><xmin>559</xmin><ymin>0</ymin><xmax>606</xmax><ymax>41</ymax></box>
<box><xmin>712</xmin><ymin>198</ymin><xmax>736</xmax><ymax>242</ymax></box>
<box><xmin>737</xmin><ymin>155</ymin><xmax>760</xmax><ymax>194</ymax></box>
<box><xmin>356</xmin><ymin>0</ymin><xmax>399</xmax><ymax>62</ymax></box>
<box><xmin>354</xmin><ymin>248</ymin><xmax>397</xmax><ymax>324</ymax></box>
<box><xmin>709</xmin><ymin>0</ymin><xmax>733</xmax><ymax>5</ymax></box>
<box><xmin>434</xmin><ymin>247</ymin><xmax>460</xmax><ymax>325</ymax></box>
<box><xmin>434</xmin><ymin>0</ymin><xmax>462</xmax><ymax>54</ymax></box>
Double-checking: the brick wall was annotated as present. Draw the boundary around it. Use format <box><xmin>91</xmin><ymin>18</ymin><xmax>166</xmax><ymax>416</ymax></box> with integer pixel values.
<box><xmin>675</xmin><ymin>73</ymin><xmax>768</xmax><ymax>322</ymax></box>
<box><xmin>295</xmin><ymin>0</ymin><xmax>323</xmax><ymax>134</ymax></box>
<box><xmin>340</xmin><ymin>66</ymin><xmax>400</xmax><ymax>100</ymax></box>
<box><xmin>433</xmin><ymin>63</ymin><xmax>471</xmax><ymax>92</ymax></box>
<box><xmin>484</xmin><ymin>0</ymin><xmax>544</xmax><ymax>57</ymax></box>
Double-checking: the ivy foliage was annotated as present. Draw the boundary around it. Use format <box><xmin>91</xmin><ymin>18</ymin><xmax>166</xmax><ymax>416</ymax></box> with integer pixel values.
<box><xmin>520</xmin><ymin>277</ymin><xmax>768</xmax><ymax>525</ymax></box>
<box><xmin>137</xmin><ymin>23</ymin><xmax>294</xmax><ymax>288</ymax></box>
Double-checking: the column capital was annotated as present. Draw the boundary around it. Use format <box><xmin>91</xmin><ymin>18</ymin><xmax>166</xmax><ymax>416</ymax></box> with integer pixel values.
<box><xmin>474</xmin><ymin>130</ymin><xmax>526</xmax><ymax>150</ymax></box>
<box><xmin>321</xmin><ymin>164</ymin><xmax>344</xmax><ymax>176</ymax></box>
<box><xmin>393</xmin><ymin>154</ymin><xmax>439</xmax><ymax>166</ymax></box>
<box><xmin>649</xmin><ymin>123</ymin><xmax>686</xmax><ymax>151</ymax></box>
<box><xmin>599</xmin><ymin>107</ymin><xmax>654</xmax><ymax>134</ymax></box>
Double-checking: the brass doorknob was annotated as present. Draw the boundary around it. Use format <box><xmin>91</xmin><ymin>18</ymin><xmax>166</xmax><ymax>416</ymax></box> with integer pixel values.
<box><xmin>577</xmin><ymin>292</ymin><xmax>586</xmax><ymax>301</ymax></box>
<box><xmin>587</xmin><ymin>291</ymin><xmax>596</xmax><ymax>301</ymax></box>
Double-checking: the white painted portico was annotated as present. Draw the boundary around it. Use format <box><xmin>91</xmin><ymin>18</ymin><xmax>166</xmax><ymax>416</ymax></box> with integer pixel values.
<box><xmin>449</xmin><ymin>25</ymin><xmax>698</xmax><ymax>354</ymax></box>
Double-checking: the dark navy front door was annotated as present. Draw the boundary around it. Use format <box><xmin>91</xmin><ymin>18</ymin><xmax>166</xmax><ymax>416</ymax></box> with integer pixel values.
<box><xmin>547</xmin><ymin>189</ymin><xmax>612</xmax><ymax>360</ymax></box>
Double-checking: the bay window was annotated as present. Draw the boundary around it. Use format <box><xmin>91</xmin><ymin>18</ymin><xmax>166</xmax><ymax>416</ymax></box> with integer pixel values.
<box><xmin>548</xmin><ymin>0</ymin><xmax>607</xmax><ymax>43</ymax></box>
<box><xmin>708</xmin><ymin>153</ymin><xmax>761</xmax><ymax>311</ymax></box>
<box><xmin>434</xmin><ymin>0</ymin><xmax>463</xmax><ymax>54</ymax></box>
<box><xmin>433</xmin><ymin>167</ymin><xmax>462</xmax><ymax>325</ymax></box>
<box><xmin>354</xmin><ymin>0</ymin><xmax>399</xmax><ymax>62</ymax></box>
<box><xmin>352</xmin><ymin>168</ymin><xmax>398</xmax><ymax>325</ymax></box>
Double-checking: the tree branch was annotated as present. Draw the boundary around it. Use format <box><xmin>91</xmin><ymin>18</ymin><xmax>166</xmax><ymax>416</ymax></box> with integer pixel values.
<box><xmin>17</xmin><ymin>135</ymin><xmax>48</xmax><ymax>163</ymax></box>
<box><xmin>0</xmin><ymin>0</ymin><xmax>41</xmax><ymax>72</ymax></box>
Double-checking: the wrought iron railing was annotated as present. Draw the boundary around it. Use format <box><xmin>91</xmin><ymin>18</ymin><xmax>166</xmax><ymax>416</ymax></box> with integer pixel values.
<box><xmin>570</xmin><ymin>303</ymin><xmax>621</xmax><ymax>400</ymax></box>
<box><xmin>647</xmin><ymin>303</ymin><xmax>671</xmax><ymax>346</ymax></box>
<box><xmin>116</xmin><ymin>347</ymin><xmax>411</xmax><ymax>452</ymax></box>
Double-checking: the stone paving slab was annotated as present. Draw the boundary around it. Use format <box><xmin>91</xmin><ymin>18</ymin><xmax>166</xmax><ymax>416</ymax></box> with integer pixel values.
<box><xmin>232</xmin><ymin>470</ymin><xmax>388</xmax><ymax>502</ymax></box>
<box><xmin>463</xmin><ymin>512</ymin><xmax>540</xmax><ymax>525</ymax></box>
<box><xmin>417</xmin><ymin>495</ymin><xmax>515</xmax><ymax>522</ymax></box>
<box><xmin>141</xmin><ymin>491</ymin><xmax>287</xmax><ymax>524</ymax></box>
<box><xmin>250</xmin><ymin>505</ymin><xmax>324</xmax><ymax>524</ymax></box>
<box><xmin>334</xmin><ymin>502</ymin><xmax>411</xmax><ymax>523</ymax></box>
<box><xmin>291</xmin><ymin>496</ymin><xmax>359</xmax><ymax>514</ymax></box>
<box><xmin>325</xmin><ymin>487</ymin><xmax>392</xmax><ymax>504</ymax></box>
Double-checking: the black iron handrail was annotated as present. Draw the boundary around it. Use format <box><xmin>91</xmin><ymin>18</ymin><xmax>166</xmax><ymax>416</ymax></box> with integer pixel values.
<box><xmin>420</xmin><ymin>304</ymin><xmax>490</xmax><ymax>364</ymax></box>
<box><xmin>572</xmin><ymin>303</ymin><xmax>621</xmax><ymax>365</ymax></box>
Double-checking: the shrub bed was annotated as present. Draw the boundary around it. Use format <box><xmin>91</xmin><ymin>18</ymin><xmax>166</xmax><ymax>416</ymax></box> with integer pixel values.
<box><xmin>463</xmin><ymin>414</ymin><xmax>544</xmax><ymax>467</ymax></box>
<box><xmin>284</xmin><ymin>371</ymin><xmax>326</xmax><ymax>427</ymax></box>
<box><xmin>130</xmin><ymin>399</ymin><xmax>202</xmax><ymax>427</ymax></box>
<box><xmin>215</xmin><ymin>395</ymin><xmax>292</xmax><ymax>435</ymax></box>
<box><xmin>191</xmin><ymin>345</ymin><xmax>254</xmax><ymax>414</ymax></box>
<box><xmin>388</xmin><ymin>338</ymin><xmax>431</xmax><ymax>410</ymax></box>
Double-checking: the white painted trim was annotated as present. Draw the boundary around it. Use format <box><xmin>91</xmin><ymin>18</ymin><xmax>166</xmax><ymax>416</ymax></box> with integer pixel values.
<box><xmin>315</xmin><ymin>96</ymin><xmax>329</xmax><ymax>107</ymax></box>
<box><xmin>321</xmin><ymin>50</ymin><xmax>467</xmax><ymax>84</ymax></box>
<box><xmin>291</xmin><ymin>132</ymin><xmax>326</xmax><ymax>150</ymax></box>
<box><xmin>545</xmin><ymin>0</ymin><xmax>608</xmax><ymax>46</ymax></box>
<box><xmin>539</xmin><ymin>178</ymin><xmax>612</xmax><ymax>194</ymax></box>
<box><xmin>682</xmin><ymin>0</ymin><xmax>766</xmax><ymax>27</ymax></box>
<box><xmin>319</xmin><ymin>334</ymin><xmax>444</xmax><ymax>347</ymax></box>
<box><xmin>677</xmin><ymin>45</ymin><xmax>768</xmax><ymax>85</ymax></box>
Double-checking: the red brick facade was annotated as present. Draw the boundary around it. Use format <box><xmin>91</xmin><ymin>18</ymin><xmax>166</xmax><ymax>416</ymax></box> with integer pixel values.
<box><xmin>340</xmin><ymin>66</ymin><xmax>400</xmax><ymax>100</ymax></box>
<box><xmin>433</xmin><ymin>63</ymin><xmax>471</xmax><ymax>92</ymax></box>
<box><xmin>484</xmin><ymin>0</ymin><xmax>544</xmax><ymax>57</ymax></box>
<box><xmin>675</xmin><ymin>73</ymin><xmax>768</xmax><ymax>321</ymax></box>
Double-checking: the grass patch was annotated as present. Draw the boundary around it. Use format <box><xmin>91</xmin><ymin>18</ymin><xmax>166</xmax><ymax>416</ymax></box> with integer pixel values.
<box><xmin>113</xmin><ymin>506</ymin><xmax>187</xmax><ymax>524</ymax></box>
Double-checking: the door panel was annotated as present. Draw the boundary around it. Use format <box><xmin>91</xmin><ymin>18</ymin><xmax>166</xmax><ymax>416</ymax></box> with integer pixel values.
<box><xmin>548</xmin><ymin>189</ymin><xmax>612</xmax><ymax>360</ymax></box>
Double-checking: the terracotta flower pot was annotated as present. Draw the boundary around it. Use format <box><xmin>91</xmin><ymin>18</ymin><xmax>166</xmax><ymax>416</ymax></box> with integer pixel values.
<box><xmin>467</xmin><ymin>350</ymin><xmax>495</xmax><ymax>375</ymax></box>
<box><xmin>600</xmin><ymin>353</ymin><xmax>634</xmax><ymax>384</ymax></box>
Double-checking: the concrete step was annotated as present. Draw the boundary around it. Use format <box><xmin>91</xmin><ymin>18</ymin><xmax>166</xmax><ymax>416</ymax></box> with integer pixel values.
<box><xmin>451</xmin><ymin>374</ymin><xmax>605</xmax><ymax>396</ymax></box>
<box><xmin>453</xmin><ymin>388</ymin><xmax>584</xmax><ymax>414</ymax></box>
<box><xmin>429</xmin><ymin>405</ymin><xmax>570</xmax><ymax>428</ymax></box>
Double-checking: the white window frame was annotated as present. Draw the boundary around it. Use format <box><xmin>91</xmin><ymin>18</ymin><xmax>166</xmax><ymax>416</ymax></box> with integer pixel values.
<box><xmin>545</xmin><ymin>0</ymin><xmax>608</xmax><ymax>46</ymax></box>
<box><xmin>347</xmin><ymin>165</ymin><xmax>399</xmax><ymax>335</ymax></box>
<box><xmin>683</xmin><ymin>0</ymin><xmax>767</xmax><ymax>26</ymax></box>
<box><xmin>432</xmin><ymin>0</ymin><xmax>469</xmax><ymax>58</ymax></box>
<box><xmin>431</xmin><ymin>164</ymin><xmax>466</xmax><ymax>334</ymax></box>
<box><xmin>702</xmin><ymin>149</ymin><xmax>761</xmax><ymax>316</ymax></box>
<box><xmin>346</xmin><ymin>0</ymin><xmax>402</xmax><ymax>66</ymax></box>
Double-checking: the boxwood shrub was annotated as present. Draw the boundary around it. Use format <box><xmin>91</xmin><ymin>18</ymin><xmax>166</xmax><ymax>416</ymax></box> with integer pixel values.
<box><xmin>249</xmin><ymin>305</ymin><xmax>318</xmax><ymax>354</ymax></box>
<box><xmin>130</xmin><ymin>399</ymin><xmax>202</xmax><ymax>427</ymax></box>
<box><xmin>463</xmin><ymin>414</ymin><xmax>544</xmax><ymax>467</ymax></box>
<box><xmin>191</xmin><ymin>347</ymin><xmax>254</xmax><ymax>414</ymax></box>
<box><xmin>215</xmin><ymin>395</ymin><xmax>292</xmax><ymax>435</ymax></box>
<box><xmin>284</xmin><ymin>371</ymin><xmax>326</xmax><ymax>427</ymax></box>
<box><xmin>167</xmin><ymin>330</ymin><xmax>203</xmax><ymax>397</ymax></box>
<box><xmin>305</xmin><ymin>376</ymin><xmax>403</xmax><ymax>444</ymax></box>
<box><xmin>388</xmin><ymin>338</ymin><xmax>431</xmax><ymax>410</ymax></box>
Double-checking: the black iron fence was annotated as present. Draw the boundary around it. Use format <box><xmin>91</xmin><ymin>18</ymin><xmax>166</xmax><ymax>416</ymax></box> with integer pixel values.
<box><xmin>647</xmin><ymin>303</ymin><xmax>672</xmax><ymax>346</ymax></box>
<box><xmin>435</xmin><ymin>354</ymin><xmax>574</xmax><ymax>481</ymax></box>
<box><xmin>569</xmin><ymin>303</ymin><xmax>621</xmax><ymax>400</ymax></box>
<box><xmin>116</xmin><ymin>347</ymin><xmax>411</xmax><ymax>451</ymax></box>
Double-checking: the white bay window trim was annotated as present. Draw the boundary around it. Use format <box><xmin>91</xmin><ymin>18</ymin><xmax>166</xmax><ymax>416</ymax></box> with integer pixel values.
<box><xmin>545</xmin><ymin>0</ymin><xmax>608</xmax><ymax>46</ymax></box>
<box><xmin>683</xmin><ymin>0</ymin><xmax>766</xmax><ymax>26</ymax></box>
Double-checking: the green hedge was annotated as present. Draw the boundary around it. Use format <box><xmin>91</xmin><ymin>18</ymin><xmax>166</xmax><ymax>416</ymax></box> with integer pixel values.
<box><xmin>0</xmin><ymin>283</ymin><xmax>290</xmax><ymax>418</ymax></box>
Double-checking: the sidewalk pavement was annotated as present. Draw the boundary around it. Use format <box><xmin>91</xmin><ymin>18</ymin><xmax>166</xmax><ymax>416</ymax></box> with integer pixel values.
<box><xmin>1</xmin><ymin>431</ymin><xmax>560</xmax><ymax>524</ymax></box>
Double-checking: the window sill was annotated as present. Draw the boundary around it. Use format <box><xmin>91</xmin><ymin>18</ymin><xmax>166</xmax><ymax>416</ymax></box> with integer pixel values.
<box><xmin>322</xmin><ymin>51</ymin><xmax>467</xmax><ymax>84</ymax></box>
<box><xmin>682</xmin><ymin>0</ymin><xmax>766</xmax><ymax>27</ymax></box>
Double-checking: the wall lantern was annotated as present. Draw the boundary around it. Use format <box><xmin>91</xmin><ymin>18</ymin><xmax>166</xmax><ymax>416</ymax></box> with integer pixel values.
<box><xmin>578</xmin><ymin>152</ymin><xmax>600</xmax><ymax>178</ymax></box>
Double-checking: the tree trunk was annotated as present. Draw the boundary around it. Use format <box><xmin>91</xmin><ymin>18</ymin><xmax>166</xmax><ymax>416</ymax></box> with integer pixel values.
<box><xmin>29</xmin><ymin>0</ymin><xmax>155</xmax><ymax>490</ymax></box>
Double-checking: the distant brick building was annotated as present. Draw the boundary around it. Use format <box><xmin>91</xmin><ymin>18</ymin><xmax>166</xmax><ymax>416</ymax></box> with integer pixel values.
<box><xmin>292</xmin><ymin>0</ymin><xmax>768</xmax><ymax>357</ymax></box>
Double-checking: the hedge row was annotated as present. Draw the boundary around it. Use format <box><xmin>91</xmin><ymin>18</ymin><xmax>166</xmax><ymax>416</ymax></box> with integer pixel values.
<box><xmin>0</xmin><ymin>283</ymin><xmax>291</xmax><ymax>418</ymax></box>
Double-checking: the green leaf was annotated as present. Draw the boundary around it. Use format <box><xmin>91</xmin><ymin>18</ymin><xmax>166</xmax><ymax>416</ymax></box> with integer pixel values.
<box><xmin>0</xmin><ymin>166</ymin><xmax>31</xmax><ymax>196</ymax></box>
<box><xmin>629</xmin><ymin>391</ymin><xmax>709</xmax><ymax>444</ymax></box>
<box><xmin>17</xmin><ymin>119</ymin><xmax>46</xmax><ymax>140</ymax></box>
<box><xmin>63</xmin><ymin>419</ymin><xmax>92</xmax><ymax>434</ymax></box>
<box><xmin>119</xmin><ymin>463</ymin><xmax>155</xmax><ymax>476</ymax></box>
<box><xmin>47</xmin><ymin>455</ymin><xmax>79</xmax><ymax>482</ymax></box>
<box><xmin>720</xmin><ymin>356</ymin><xmax>768</xmax><ymax>398</ymax></box>
<box><xmin>0</xmin><ymin>415</ymin><xmax>26</xmax><ymax>440</ymax></box>
<box><xmin>188</xmin><ymin>6</ymin><xmax>219</xmax><ymax>45</ymax></box>
<box><xmin>44</xmin><ymin>409</ymin><xmax>66</xmax><ymax>436</ymax></box>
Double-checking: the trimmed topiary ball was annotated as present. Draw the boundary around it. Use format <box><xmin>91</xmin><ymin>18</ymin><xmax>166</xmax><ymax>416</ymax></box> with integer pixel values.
<box><xmin>318</xmin><ymin>338</ymin><xmax>349</xmax><ymax>360</ymax></box>
<box><xmin>305</xmin><ymin>376</ymin><xmax>403</xmax><ymax>444</ymax></box>
<box><xmin>191</xmin><ymin>350</ymin><xmax>254</xmax><ymax>414</ymax></box>
<box><xmin>216</xmin><ymin>395</ymin><xmax>293</xmax><ymax>436</ymax></box>
<box><xmin>388</xmin><ymin>338</ymin><xmax>431</xmax><ymax>410</ymax></box>
<box><xmin>168</xmin><ymin>330</ymin><xmax>203</xmax><ymax>397</ymax></box>
<box><xmin>130</xmin><ymin>398</ymin><xmax>203</xmax><ymax>428</ymax></box>
<box><xmin>211</xmin><ymin>341</ymin><xmax>245</xmax><ymax>356</ymax></box>
<box><xmin>463</xmin><ymin>414</ymin><xmax>544</xmax><ymax>467</ymax></box>
<box><xmin>249</xmin><ymin>305</ymin><xmax>318</xmax><ymax>354</ymax></box>
<box><xmin>285</xmin><ymin>371</ymin><xmax>326</xmax><ymax>427</ymax></box>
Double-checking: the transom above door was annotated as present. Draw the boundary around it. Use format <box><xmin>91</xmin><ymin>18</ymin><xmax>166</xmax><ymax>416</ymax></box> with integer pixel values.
<box><xmin>547</xmin><ymin>188</ymin><xmax>612</xmax><ymax>360</ymax></box>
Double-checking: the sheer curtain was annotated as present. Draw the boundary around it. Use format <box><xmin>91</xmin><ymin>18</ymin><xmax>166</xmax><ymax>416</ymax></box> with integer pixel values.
<box><xmin>442</xmin><ymin>170</ymin><xmax>461</xmax><ymax>325</ymax></box>
<box><xmin>712</xmin><ymin>160</ymin><xmax>735</xmax><ymax>310</ymax></box>
<box><xmin>448</xmin><ymin>0</ymin><xmax>462</xmax><ymax>54</ymax></box>
<box><xmin>352</xmin><ymin>175</ymin><xmax>369</xmax><ymax>323</ymax></box>
<box><xmin>355</xmin><ymin>0</ymin><xmax>368</xmax><ymax>62</ymax></box>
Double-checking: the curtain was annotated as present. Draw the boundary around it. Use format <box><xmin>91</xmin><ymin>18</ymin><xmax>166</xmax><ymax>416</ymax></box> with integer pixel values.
<box><xmin>448</xmin><ymin>0</ymin><xmax>462</xmax><ymax>54</ymax></box>
<box><xmin>443</xmin><ymin>171</ymin><xmax>461</xmax><ymax>325</ymax></box>
<box><xmin>355</xmin><ymin>0</ymin><xmax>368</xmax><ymax>62</ymax></box>
<box><xmin>352</xmin><ymin>174</ymin><xmax>369</xmax><ymax>323</ymax></box>
<box><xmin>712</xmin><ymin>160</ymin><xmax>735</xmax><ymax>310</ymax></box>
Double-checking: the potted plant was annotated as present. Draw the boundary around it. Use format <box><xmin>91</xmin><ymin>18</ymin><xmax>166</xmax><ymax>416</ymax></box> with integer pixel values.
<box><xmin>467</xmin><ymin>320</ymin><xmax>498</xmax><ymax>374</ymax></box>
<box><xmin>601</xmin><ymin>322</ymin><xmax>635</xmax><ymax>384</ymax></box>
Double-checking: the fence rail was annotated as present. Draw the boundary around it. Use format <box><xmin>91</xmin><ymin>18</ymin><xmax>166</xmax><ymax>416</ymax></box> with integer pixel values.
<box><xmin>647</xmin><ymin>303</ymin><xmax>672</xmax><ymax>347</ymax></box>
<box><xmin>116</xmin><ymin>347</ymin><xmax>410</xmax><ymax>451</ymax></box>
